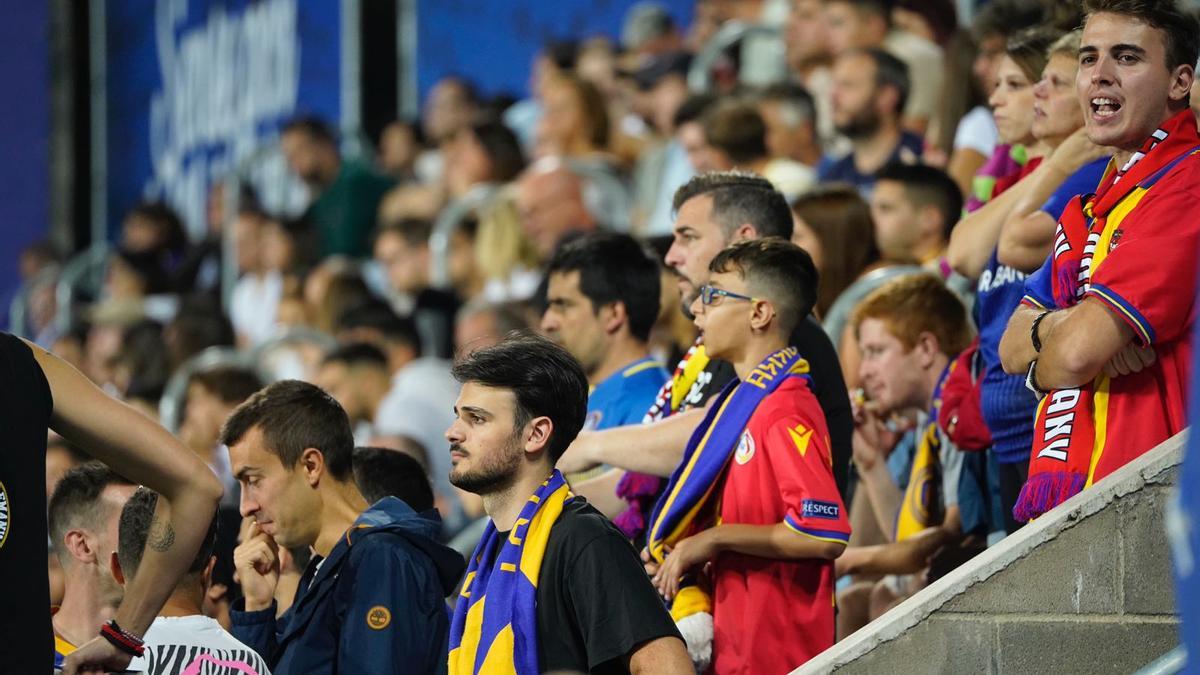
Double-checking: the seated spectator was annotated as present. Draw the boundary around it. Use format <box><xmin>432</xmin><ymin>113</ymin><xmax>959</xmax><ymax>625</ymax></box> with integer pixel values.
<box><xmin>757</xmin><ymin>82</ymin><xmax>823</xmax><ymax>169</ymax></box>
<box><xmin>505</xmin><ymin>41</ymin><xmax>579</xmax><ymax>153</ymax></box>
<box><xmin>701</xmin><ymin>99</ymin><xmax>816</xmax><ymax>199</ymax></box>
<box><xmin>999</xmin><ymin>0</ymin><xmax>1200</xmax><ymax>522</ymax></box>
<box><xmin>163</xmin><ymin>294</ymin><xmax>235</xmax><ymax>371</ymax></box>
<box><xmin>377</xmin><ymin>120</ymin><xmax>423</xmax><ymax>183</ymax></box>
<box><xmin>48</xmin><ymin>463</ymin><xmax>137</xmax><ymax>663</ymax></box>
<box><xmin>372</xmin><ymin>218</ymin><xmax>459</xmax><ymax>358</ymax></box>
<box><xmin>629</xmin><ymin>52</ymin><xmax>696</xmax><ymax>235</ymax></box>
<box><xmin>105</xmin><ymin>248</ymin><xmax>172</xmax><ymax>302</ymax></box>
<box><xmin>789</xmin><ymin>185</ymin><xmax>880</xmax><ymax>319</ymax></box>
<box><xmin>823</xmin><ymin>0</ymin><xmax>944</xmax><ymax>134</ymax></box>
<box><xmin>120</xmin><ymin>201</ymin><xmax>190</xmax><ymax>278</ymax></box>
<box><xmin>473</xmin><ymin>187</ymin><xmax>543</xmax><ymax>302</ymax></box>
<box><xmin>454</xmin><ymin>299</ymin><xmax>535</xmax><ymax>355</ymax></box>
<box><xmin>515</xmin><ymin>159</ymin><xmax>599</xmax><ymax>262</ymax></box>
<box><xmin>302</xmin><ymin>258</ymin><xmax>374</xmax><ymax>335</ymax></box>
<box><xmin>535</xmin><ymin>74</ymin><xmax>611</xmax><ymax>162</ymax></box>
<box><xmin>110</xmin><ymin>318</ymin><xmax>171</xmax><ymax>415</ymax></box>
<box><xmin>114</xmin><ymin>488</ymin><xmax>271</xmax><ymax>675</ymax></box>
<box><xmin>836</xmin><ymin>274</ymin><xmax>984</xmax><ymax>638</ymax></box>
<box><xmin>351</xmin><ymin>445</ymin><xmax>435</xmax><ymax>511</ymax></box>
<box><xmin>280</xmin><ymin>116</ymin><xmax>394</xmax><ymax>258</ymax></box>
<box><xmin>785</xmin><ymin>0</ymin><xmax>840</xmax><ymax>151</ymax></box>
<box><xmin>228</xmin><ymin>207</ymin><xmax>284</xmax><ymax>348</ymax></box>
<box><xmin>443</xmin><ymin>117</ymin><xmax>526</xmax><ymax>201</ymax></box>
<box><xmin>418</xmin><ymin>77</ymin><xmax>480</xmax><ymax>184</ymax></box>
<box><xmin>314</xmin><ymin>342</ymin><xmax>394</xmax><ymax>444</ymax></box>
<box><xmin>818</xmin><ymin>48</ymin><xmax>923</xmax><ymax>196</ymax></box>
<box><xmin>45</xmin><ymin>436</ymin><xmax>88</xmax><ymax>609</ymax></box>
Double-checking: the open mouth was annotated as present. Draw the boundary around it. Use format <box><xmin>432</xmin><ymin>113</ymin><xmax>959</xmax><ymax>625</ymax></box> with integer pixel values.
<box><xmin>1091</xmin><ymin>96</ymin><xmax>1122</xmax><ymax>118</ymax></box>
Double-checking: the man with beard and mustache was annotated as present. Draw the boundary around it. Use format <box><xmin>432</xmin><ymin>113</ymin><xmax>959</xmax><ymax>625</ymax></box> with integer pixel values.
<box><xmin>48</xmin><ymin>463</ymin><xmax>137</xmax><ymax>666</ymax></box>
<box><xmin>444</xmin><ymin>334</ymin><xmax>690</xmax><ymax>674</ymax></box>
<box><xmin>817</xmin><ymin>48</ymin><xmax>924</xmax><ymax>196</ymax></box>
<box><xmin>225</xmin><ymin>380</ymin><xmax>464</xmax><ymax>674</ymax></box>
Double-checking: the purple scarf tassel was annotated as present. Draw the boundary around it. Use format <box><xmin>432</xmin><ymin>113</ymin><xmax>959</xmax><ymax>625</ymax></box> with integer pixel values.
<box><xmin>613</xmin><ymin>472</ymin><xmax>663</xmax><ymax>539</ymax></box>
<box><xmin>1012</xmin><ymin>470</ymin><xmax>1087</xmax><ymax>523</ymax></box>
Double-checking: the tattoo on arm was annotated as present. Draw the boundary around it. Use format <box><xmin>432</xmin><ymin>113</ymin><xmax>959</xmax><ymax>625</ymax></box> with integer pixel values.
<box><xmin>147</xmin><ymin>518</ymin><xmax>176</xmax><ymax>553</ymax></box>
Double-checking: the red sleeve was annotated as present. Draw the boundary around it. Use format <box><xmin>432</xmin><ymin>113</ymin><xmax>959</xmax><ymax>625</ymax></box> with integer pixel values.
<box><xmin>1087</xmin><ymin>178</ymin><xmax>1200</xmax><ymax>346</ymax></box>
<box><xmin>764</xmin><ymin>411</ymin><xmax>851</xmax><ymax>545</ymax></box>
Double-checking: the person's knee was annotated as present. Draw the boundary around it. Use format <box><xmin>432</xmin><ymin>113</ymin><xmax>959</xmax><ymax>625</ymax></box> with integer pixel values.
<box><xmin>868</xmin><ymin>578</ymin><xmax>903</xmax><ymax>620</ymax></box>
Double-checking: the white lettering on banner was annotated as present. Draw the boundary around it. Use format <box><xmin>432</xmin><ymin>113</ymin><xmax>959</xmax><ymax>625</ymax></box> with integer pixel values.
<box><xmin>146</xmin><ymin>0</ymin><xmax>303</xmax><ymax>236</ymax></box>
<box><xmin>977</xmin><ymin>264</ymin><xmax>1027</xmax><ymax>294</ymax></box>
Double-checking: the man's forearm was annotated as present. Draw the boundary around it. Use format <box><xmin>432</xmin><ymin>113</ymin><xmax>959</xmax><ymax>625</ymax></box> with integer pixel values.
<box><xmin>858</xmin><ymin>460</ymin><xmax>902</xmax><ymax>541</ymax></box>
<box><xmin>838</xmin><ymin>527</ymin><xmax>952</xmax><ymax>576</ymax></box>
<box><xmin>585</xmin><ymin>407</ymin><xmax>706</xmax><ymax>477</ymax></box>
<box><xmin>711</xmin><ymin>523</ymin><xmax>845</xmax><ymax>561</ymax></box>
<box><xmin>999</xmin><ymin>303</ymin><xmax>1044</xmax><ymax>375</ymax></box>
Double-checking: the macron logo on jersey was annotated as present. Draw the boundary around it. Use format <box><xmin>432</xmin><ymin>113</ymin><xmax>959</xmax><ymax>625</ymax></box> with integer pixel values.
<box><xmin>801</xmin><ymin>499</ymin><xmax>840</xmax><ymax>520</ymax></box>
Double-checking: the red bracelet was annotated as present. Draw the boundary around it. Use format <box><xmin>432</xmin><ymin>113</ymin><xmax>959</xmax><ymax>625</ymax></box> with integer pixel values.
<box><xmin>100</xmin><ymin>620</ymin><xmax>145</xmax><ymax>657</ymax></box>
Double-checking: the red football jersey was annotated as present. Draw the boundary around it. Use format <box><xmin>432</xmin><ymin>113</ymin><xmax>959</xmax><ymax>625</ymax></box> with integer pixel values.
<box><xmin>710</xmin><ymin>375</ymin><xmax>850</xmax><ymax>675</ymax></box>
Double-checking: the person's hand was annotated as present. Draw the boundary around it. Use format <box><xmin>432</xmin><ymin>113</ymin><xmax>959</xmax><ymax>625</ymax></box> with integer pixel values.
<box><xmin>1047</xmin><ymin>127</ymin><xmax>1109</xmax><ymax>175</ymax></box>
<box><xmin>852</xmin><ymin>397</ymin><xmax>893</xmax><ymax>473</ymax></box>
<box><xmin>62</xmin><ymin>635</ymin><xmax>133</xmax><ymax>675</ymax></box>
<box><xmin>233</xmin><ymin>521</ymin><xmax>280</xmax><ymax>612</ymax></box>
<box><xmin>653</xmin><ymin>530</ymin><xmax>717</xmax><ymax>601</ymax></box>
<box><xmin>641</xmin><ymin>547</ymin><xmax>660</xmax><ymax>578</ymax></box>
<box><xmin>555</xmin><ymin>432</ymin><xmax>598</xmax><ymax>474</ymax></box>
<box><xmin>1104</xmin><ymin>342</ymin><xmax>1156</xmax><ymax>378</ymax></box>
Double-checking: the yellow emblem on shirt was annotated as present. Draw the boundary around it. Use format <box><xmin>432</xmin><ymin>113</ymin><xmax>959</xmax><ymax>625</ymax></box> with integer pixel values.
<box><xmin>788</xmin><ymin>423</ymin><xmax>813</xmax><ymax>457</ymax></box>
<box><xmin>367</xmin><ymin>605</ymin><xmax>392</xmax><ymax>630</ymax></box>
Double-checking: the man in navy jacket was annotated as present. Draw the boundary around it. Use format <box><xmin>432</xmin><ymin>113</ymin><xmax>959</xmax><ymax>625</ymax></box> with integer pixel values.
<box><xmin>224</xmin><ymin>380</ymin><xmax>464</xmax><ymax>673</ymax></box>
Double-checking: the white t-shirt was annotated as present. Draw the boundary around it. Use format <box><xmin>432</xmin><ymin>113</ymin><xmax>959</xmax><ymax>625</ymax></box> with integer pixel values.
<box><xmin>230</xmin><ymin>271</ymin><xmax>283</xmax><ymax>347</ymax></box>
<box><xmin>127</xmin><ymin>615</ymin><xmax>271</xmax><ymax>675</ymax></box>
<box><xmin>953</xmin><ymin>105</ymin><xmax>999</xmax><ymax>157</ymax></box>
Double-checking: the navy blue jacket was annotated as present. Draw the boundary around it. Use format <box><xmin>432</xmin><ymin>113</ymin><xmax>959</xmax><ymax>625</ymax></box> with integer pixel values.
<box><xmin>231</xmin><ymin>497</ymin><xmax>466</xmax><ymax>674</ymax></box>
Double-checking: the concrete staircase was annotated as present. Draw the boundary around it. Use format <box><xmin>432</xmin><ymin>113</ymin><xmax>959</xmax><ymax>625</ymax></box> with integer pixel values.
<box><xmin>797</xmin><ymin>432</ymin><xmax>1186</xmax><ymax>675</ymax></box>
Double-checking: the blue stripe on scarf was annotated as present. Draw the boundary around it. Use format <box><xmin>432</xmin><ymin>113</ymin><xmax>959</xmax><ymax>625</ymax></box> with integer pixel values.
<box><xmin>647</xmin><ymin>346</ymin><xmax>810</xmax><ymax>562</ymax></box>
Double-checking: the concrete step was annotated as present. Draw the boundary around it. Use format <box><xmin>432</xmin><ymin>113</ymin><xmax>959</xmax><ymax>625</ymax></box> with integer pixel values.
<box><xmin>797</xmin><ymin>431</ymin><xmax>1187</xmax><ymax>675</ymax></box>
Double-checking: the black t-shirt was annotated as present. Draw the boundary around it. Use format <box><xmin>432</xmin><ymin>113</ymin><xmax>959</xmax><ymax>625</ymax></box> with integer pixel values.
<box><xmin>0</xmin><ymin>333</ymin><xmax>54</xmax><ymax>673</ymax></box>
<box><xmin>701</xmin><ymin>316</ymin><xmax>853</xmax><ymax>499</ymax></box>
<box><xmin>503</xmin><ymin>499</ymin><xmax>682</xmax><ymax>673</ymax></box>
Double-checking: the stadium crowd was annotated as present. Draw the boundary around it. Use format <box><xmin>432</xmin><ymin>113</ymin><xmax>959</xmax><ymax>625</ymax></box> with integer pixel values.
<box><xmin>7</xmin><ymin>0</ymin><xmax>1200</xmax><ymax>672</ymax></box>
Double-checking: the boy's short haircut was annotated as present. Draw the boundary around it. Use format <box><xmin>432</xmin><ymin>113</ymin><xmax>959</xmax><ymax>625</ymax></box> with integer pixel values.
<box><xmin>708</xmin><ymin>238</ymin><xmax>819</xmax><ymax>336</ymax></box>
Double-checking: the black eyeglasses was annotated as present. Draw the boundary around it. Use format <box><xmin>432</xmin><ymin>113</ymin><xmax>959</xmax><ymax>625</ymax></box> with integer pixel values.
<box><xmin>698</xmin><ymin>285</ymin><xmax>758</xmax><ymax>306</ymax></box>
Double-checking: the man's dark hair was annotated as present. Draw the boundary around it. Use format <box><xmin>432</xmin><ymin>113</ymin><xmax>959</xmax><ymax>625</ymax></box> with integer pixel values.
<box><xmin>118</xmin><ymin>487</ymin><xmax>218</xmax><ymax>580</ymax></box>
<box><xmin>220</xmin><ymin>380</ymin><xmax>356</xmax><ymax>480</ymax></box>
<box><xmin>829</xmin><ymin>0</ymin><xmax>895</xmax><ymax>25</ymax></box>
<box><xmin>48</xmin><ymin>462</ymin><xmax>135</xmax><ymax>562</ymax></box>
<box><xmin>673</xmin><ymin>93</ymin><xmax>717</xmax><ymax>129</ymax></box>
<box><xmin>126</xmin><ymin>201</ymin><xmax>189</xmax><ymax>255</ymax></box>
<box><xmin>1083</xmin><ymin>0</ymin><xmax>1200</xmax><ymax>72</ymax></box>
<box><xmin>352</xmin><ymin>446</ymin><xmax>435</xmax><ymax>510</ymax></box>
<box><xmin>876</xmin><ymin>163</ymin><xmax>964</xmax><ymax>238</ymax></box>
<box><xmin>546</xmin><ymin>233</ymin><xmax>661</xmax><ymax>342</ymax></box>
<box><xmin>709</xmin><ymin>238</ymin><xmax>820</xmax><ymax>335</ymax></box>
<box><xmin>468</xmin><ymin>117</ymin><xmax>527</xmax><ymax>183</ymax></box>
<box><xmin>760</xmin><ymin>82</ymin><xmax>818</xmax><ymax>128</ymax></box>
<box><xmin>853</xmin><ymin>48</ymin><xmax>911</xmax><ymax>116</ymax></box>
<box><xmin>281</xmin><ymin>115</ymin><xmax>338</xmax><ymax>146</ymax></box>
<box><xmin>672</xmin><ymin>171</ymin><xmax>794</xmax><ymax>239</ymax></box>
<box><xmin>189</xmin><ymin>367</ymin><xmax>264</xmax><ymax>406</ymax></box>
<box><xmin>322</xmin><ymin>342</ymin><xmax>389</xmax><ymax>370</ymax></box>
<box><xmin>334</xmin><ymin>302</ymin><xmax>423</xmax><ymax>357</ymax></box>
<box><xmin>701</xmin><ymin>101</ymin><xmax>769</xmax><ymax>165</ymax></box>
<box><xmin>451</xmin><ymin>332</ymin><xmax>588</xmax><ymax>462</ymax></box>
<box><xmin>544</xmin><ymin>39</ymin><xmax>580</xmax><ymax>71</ymax></box>
<box><xmin>972</xmin><ymin>0</ymin><xmax>1045</xmax><ymax>41</ymax></box>
<box><xmin>377</xmin><ymin>218</ymin><xmax>434</xmax><ymax>248</ymax></box>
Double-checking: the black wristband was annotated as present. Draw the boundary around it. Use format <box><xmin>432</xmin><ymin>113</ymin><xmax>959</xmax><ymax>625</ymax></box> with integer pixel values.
<box><xmin>1030</xmin><ymin>310</ymin><xmax>1051</xmax><ymax>353</ymax></box>
<box><xmin>100</xmin><ymin>619</ymin><xmax>145</xmax><ymax>657</ymax></box>
<box><xmin>1025</xmin><ymin>359</ymin><xmax>1049</xmax><ymax>396</ymax></box>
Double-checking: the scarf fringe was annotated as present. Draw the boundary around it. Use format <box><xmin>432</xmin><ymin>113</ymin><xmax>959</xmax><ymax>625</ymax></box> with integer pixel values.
<box><xmin>1012</xmin><ymin>470</ymin><xmax>1086</xmax><ymax>523</ymax></box>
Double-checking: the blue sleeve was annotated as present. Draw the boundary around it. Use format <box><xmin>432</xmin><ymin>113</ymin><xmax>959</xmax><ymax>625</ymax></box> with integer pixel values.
<box><xmin>1021</xmin><ymin>252</ymin><xmax>1057</xmax><ymax>310</ymax></box>
<box><xmin>337</xmin><ymin>538</ymin><xmax>450</xmax><ymax>674</ymax></box>
<box><xmin>229</xmin><ymin>600</ymin><xmax>280</xmax><ymax>668</ymax></box>
<box><xmin>1038</xmin><ymin>157</ymin><xmax>1109</xmax><ymax>220</ymax></box>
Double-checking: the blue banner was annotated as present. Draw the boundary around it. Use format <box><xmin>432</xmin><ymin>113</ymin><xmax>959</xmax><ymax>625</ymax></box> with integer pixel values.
<box><xmin>104</xmin><ymin>0</ymin><xmax>343</xmax><ymax>239</ymax></box>
<box><xmin>416</xmin><ymin>0</ymin><xmax>694</xmax><ymax>102</ymax></box>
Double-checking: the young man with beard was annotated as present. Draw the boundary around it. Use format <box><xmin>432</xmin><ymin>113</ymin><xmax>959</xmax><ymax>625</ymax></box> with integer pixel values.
<box><xmin>1000</xmin><ymin>0</ymin><xmax>1200</xmax><ymax>520</ymax></box>
<box><xmin>648</xmin><ymin>239</ymin><xmax>849</xmax><ymax>673</ymax></box>
<box><xmin>225</xmin><ymin>380</ymin><xmax>464</xmax><ymax>673</ymax></box>
<box><xmin>445</xmin><ymin>334</ymin><xmax>690</xmax><ymax>674</ymax></box>
<box><xmin>817</xmin><ymin>48</ymin><xmax>924</xmax><ymax>196</ymax></box>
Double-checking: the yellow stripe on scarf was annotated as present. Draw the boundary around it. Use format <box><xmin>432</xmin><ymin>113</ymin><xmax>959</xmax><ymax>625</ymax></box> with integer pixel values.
<box><xmin>896</xmin><ymin>423</ymin><xmax>940</xmax><ymax>541</ymax></box>
<box><xmin>671</xmin><ymin>345</ymin><xmax>711</xmax><ymax>411</ymax></box>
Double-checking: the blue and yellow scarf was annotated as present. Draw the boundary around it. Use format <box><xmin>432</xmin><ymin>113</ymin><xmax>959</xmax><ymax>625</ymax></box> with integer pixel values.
<box><xmin>646</xmin><ymin>347</ymin><xmax>810</xmax><ymax>615</ymax></box>
<box><xmin>448</xmin><ymin>470</ymin><xmax>572</xmax><ymax>675</ymax></box>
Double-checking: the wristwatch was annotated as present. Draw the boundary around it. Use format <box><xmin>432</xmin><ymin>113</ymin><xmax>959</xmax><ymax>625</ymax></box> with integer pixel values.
<box><xmin>1030</xmin><ymin>310</ymin><xmax>1051</xmax><ymax>353</ymax></box>
<box><xmin>1025</xmin><ymin>359</ymin><xmax>1049</xmax><ymax>396</ymax></box>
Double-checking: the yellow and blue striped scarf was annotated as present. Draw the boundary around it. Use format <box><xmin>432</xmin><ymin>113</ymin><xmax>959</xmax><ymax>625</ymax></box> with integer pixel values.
<box><xmin>448</xmin><ymin>470</ymin><xmax>571</xmax><ymax>675</ymax></box>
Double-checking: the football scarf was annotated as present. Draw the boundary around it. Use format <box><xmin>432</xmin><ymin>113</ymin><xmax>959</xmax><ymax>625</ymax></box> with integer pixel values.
<box><xmin>1015</xmin><ymin>111</ymin><xmax>1200</xmax><ymax>522</ymax></box>
<box><xmin>448</xmin><ymin>470</ymin><xmax>572</xmax><ymax>675</ymax></box>
<box><xmin>895</xmin><ymin>361</ymin><xmax>953</xmax><ymax>540</ymax></box>
<box><xmin>647</xmin><ymin>347</ymin><xmax>810</xmax><ymax>617</ymax></box>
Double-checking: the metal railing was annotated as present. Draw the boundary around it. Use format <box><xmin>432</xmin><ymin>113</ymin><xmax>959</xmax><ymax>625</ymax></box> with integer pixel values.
<box><xmin>688</xmin><ymin>21</ymin><xmax>785</xmax><ymax>92</ymax></box>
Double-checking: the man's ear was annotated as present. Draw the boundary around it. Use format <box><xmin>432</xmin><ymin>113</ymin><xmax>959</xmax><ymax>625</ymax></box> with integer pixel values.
<box><xmin>110</xmin><ymin>551</ymin><xmax>126</xmax><ymax>587</ymax></box>
<box><xmin>915</xmin><ymin>331</ymin><xmax>941</xmax><ymax>368</ymax></box>
<box><xmin>62</xmin><ymin>529</ymin><xmax>94</xmax><ymax>566</ymax></box>
<box><xmin>300</xmin><ymin>447</ymin><xmax>326</xmax><ymax>487</ymax></box>
<box><xmin>201</xmin><ymin>555</ymin><xmax>217</xmax><ymax>590</ymax></box>
<box><xmin>732</xmin><ymin>223</ymin><xmax>759</xmax><ymax>243</ymax></box>
<box><xmin>1169</xmin><ymin>64</ymin><xmax>1194</xmax><ymax>106</ymax></box>
<box><xmin>602</xmin><ymin>301</ymin><xmax>627</xmax><ymax>335</ymax></box>
<box><xmin>750</xmin><ymin>299</ymin><xmax>777</xmax><ymax>333</ymax></box>
<box><xmin>523</xmin><ymin>416</ymin><xmax>555</xmax><ymax>457</ymax></box>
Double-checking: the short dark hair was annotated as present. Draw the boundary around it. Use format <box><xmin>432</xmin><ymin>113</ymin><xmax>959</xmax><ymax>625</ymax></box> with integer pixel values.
<box><xmin>972</xmin><ymin>0</ymin><xmax>1045</xmax><ymax>42</ymax></box>
<box><xmin>857</xmin><ymin>48</ymin><xmax>910</xmax><ymax>116</ymax></box>
<box><xmin>759</xmin><ymin>83</ymin><xmax>818</xmax><ymax>128</ymax></box>
<box><xmin>702</xmin><ymin>101</ymin><xmax>768</xmax><ymax>165</ymax></box>
<box><xmin>48</xmin><ymin>462</ymin><xmax>135</xmax><ymax>562</ymax></box>
<box><xmin>674</xmin><ymin>93</ymin><xmax>717</xmax><ymax>128</ymax></box>
<box><xmin>1083</xmin><ymin>0</ymin><xmax>1200</xmax><ymax>72</ymax></box>
<box><xmin>830</xmin><ymin>0</ymin><xmax>895</xmax><ymax>21</ymax></box>
<box><xmin>322</xmin><ymin>342</ymin><xmax>389</xmax><ymax>370</ymax></box>
<box><xmin>377</xmin><ymin>218</ymin><xmax>433</xmax><ymax>248</ymax></box>
<box><xmin>334</xmin><ymin>302</ymin><xmax>423</xmax><ymax>356</ymax></box>
<box><xmin>281</xmin><ymin>115</ymin><xmax>338</xmax><ymax>146</ymax></box>
<box><xmin>220</xmin><ymin>380</ymin><xmax>356</xmax><ymax>481</ymax></box>
<box><xmin>126</xmin><ymin>201</ymin><xmax>188</xmax><ymax>255</ymax></box>
<box><xmin>467</xmin><ymin>117</ymin><xmax>527</xmax><ymax>183</ymax></box>
<box><xmin>451</xmin><ymin>332</ymin><xmax>588</xmax><ymax>463</ymax></box>
<box><xmin>672</xmin><ymin>171</ymin><xmax>794</xmax><ymax>239</ymax></box>
<box><xmin>875</xmin><ymin>163</ymin><xmax>964</xmax><ymax>238</ymax></box>
<box><xmin>189</xmin><ymin>367</ymin><xmax>264</xmax><ymax>406</ymax></box>
<box><xmin>118</xmin><ymin>487</ymin><xmax>218</xmax><ymax>580</ymax></box>
<box><xmin>709</xmin><ymin>239</ymin><xmax>819</xmax><ymax>335</ymax></box>
<box><xmin>352</xmin><ymin>446</ymin><xmax>435</xmax><ymax>510</ymax></box>
<box><xmin>546</xmin><ymin>233</ymin><xmax>661</xmax><ymax>342</ymax></box>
